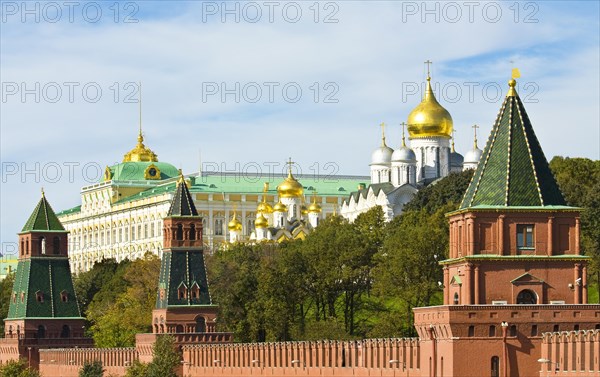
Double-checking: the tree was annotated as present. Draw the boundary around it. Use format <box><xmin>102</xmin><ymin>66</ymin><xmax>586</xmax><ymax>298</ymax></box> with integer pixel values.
<box><xmin>403</xmin><ymin>170</ymin><xmax>473</xmax><ymax>213</ymax></box>
<box><xmin>79</xmin><ymin>360</ymin><xmax>103</xmax><ymax>377</ymax></box>
<box><xmin>0</xmin><ymin>272</ymin><xmax>15</xmax><ymax>334</ymax></box>
<box><xmin>0</xmin><ymin>360</ymin><xmax>41</xmax><ymax>377</ymax></box>
<box><xmin>147</xmin><ymin>335</ymin><xmax>180</xmax><ymax>377</ymax></box>
<box><xmin>125</xmin><ymin>360</ymin><xmax>149</xmax><ymax>377</ymax></box>
<box><xmin>87</xmin><ymin>253</ymin><xmax>161</xmax><ymax>347</ymax></box>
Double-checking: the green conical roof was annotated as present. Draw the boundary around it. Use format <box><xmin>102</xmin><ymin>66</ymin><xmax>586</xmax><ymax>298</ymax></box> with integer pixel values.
<box><xmin>460</xmin><ymin>79</ymin><xmax>566</xmax><ymax>209</ymax></box>
<box><xmin>21</xmin><ymin>192</ymin><xmax>66</xmax><ymax>232</ymax></box>
<box><xmin>167</xmin><ymin>176</ymin><xmax>198</xmax><ymax>217</ymax></box>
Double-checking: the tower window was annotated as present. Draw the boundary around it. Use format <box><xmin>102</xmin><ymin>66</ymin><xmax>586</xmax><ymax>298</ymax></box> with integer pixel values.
<box><xmin>517</xmin><ymin>224</ymin><xmax>534</xmax><ymax>248</ymax></box>
<box><xmin>53</xmin><ymin>236</ymin><xmax>60</xmax><ymax>254</ymax></box>
<box><xmin>453</xmin><ymin>292</ymin><xmax>459</xmax><ymax>305</ymax></box>
<box><xmin>36</xmin><ymin>291</ymin><xmax>44</xmax><ymax>303</ymax></box>
<box><xmin>190</xmin><ymin>224</ymin><xmax>196</xmax><ymax>241</ymax></box>
<box><xmin>40</xmin><ymin>236</ymin><xmax>46</xmax><ymax>254</ymax></box>
<box><xmin>489</xmin><ymin>325</ymin><xmax>496</xmax><ymax>337</ymax></box>
<box><xmin>176</xmin><ymin>224</ymin><xmax>184</xmax><ymax>240</ymax></box>
<box><xmin>491</xmin><ymin>356</ymin><xmax>499</xmax><ymax>377</ymax></box>
<box><xmin>60</xmin><ymin>290</ymin><xmax>68</xmax><ymax>303</ymax></box>
<box><xmin>509</xmin><ymin>325</ymin><xmax>517</xmax><ymax>337</ymax></box>
<box><xmin>516</xmin><ymin>289</ymin><xmax>537</xmax><ymax>304</ymax></box>
<box><xmin>531</xmin><ymin>325</ymin><xmax>538</xmax><ymax>336</ymax></box>
<box><xmin>468</xmin><ymin>325</ymin><xmax>474</xmax><ymax>337</ymax></box>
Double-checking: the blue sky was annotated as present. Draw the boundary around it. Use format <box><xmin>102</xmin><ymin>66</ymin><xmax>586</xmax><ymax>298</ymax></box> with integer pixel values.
<box><xmin>1</xmin><ymin>0</ymin><xmax>599</xmax><ymax>250</ymax></box>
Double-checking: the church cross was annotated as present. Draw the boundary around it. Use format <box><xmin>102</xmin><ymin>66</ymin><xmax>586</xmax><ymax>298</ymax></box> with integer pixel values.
<box><xmin>424</xmin><ymin>60</ymin><xmax>433</xmax><ymax>78</ymax></box>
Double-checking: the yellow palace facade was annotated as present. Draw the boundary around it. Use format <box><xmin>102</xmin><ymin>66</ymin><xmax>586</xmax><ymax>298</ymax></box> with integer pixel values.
<box><xmin>56</xmin><ymin>131</ymin><xmax>368</xmax><ymax>274</ymax></box>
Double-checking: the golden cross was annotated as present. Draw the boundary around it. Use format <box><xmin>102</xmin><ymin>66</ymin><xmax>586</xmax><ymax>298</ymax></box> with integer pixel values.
<box><xmin>286</xmin><ymin>158</ymin><xmax>295</xmax><ymax>174</ymax></box>
<box><xmin>424</xmin><ymin>60</ymin><xmax>433</xmax><ymax>78</ymax></box>
<box><xmin>400</xmin><ymin>122</ymin><xmax>407</xmax><ymax>146</ymax></box>
<box><xmin>472</xmin><ymin>124</ymin><xmax>480</xmax><ymax>147</ymax></box>
<box><xmin>379</xmin><ymin>122</ymin><xmax>386</xmax><ymax>137</ymax></box>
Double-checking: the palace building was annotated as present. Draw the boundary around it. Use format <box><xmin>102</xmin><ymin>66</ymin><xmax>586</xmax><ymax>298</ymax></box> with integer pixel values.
<box><xmin>56</xmin><ymin>129</ymin><xmax>368</xmax><ymax>273</ymax></box>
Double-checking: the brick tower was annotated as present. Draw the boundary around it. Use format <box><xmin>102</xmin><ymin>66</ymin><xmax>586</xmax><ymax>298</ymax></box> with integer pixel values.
<box><xmin>413</xmin><ymin>79</ymin><xmax>599</xmax><ymax>377</ymax></box>
<box><xmin>151</xmin><ymin>175</ymin><xmax>221</xmax><ymax>336</ymax></box>
<box><xmin>2</xmin><ymin>191</ymin><xmax>91</xmax><ymax>366</ymax></box>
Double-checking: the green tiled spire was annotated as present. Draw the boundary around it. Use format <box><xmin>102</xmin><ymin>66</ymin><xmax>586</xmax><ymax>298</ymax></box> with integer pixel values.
<box><xmin>21</xmin><ymin>191</ymin><xmax>65</xmax><ymax>232</ymax></box>
<box><xmin>460</xmin><ymin>79</ymin><xmax>566</xmax><ymax>209</ymax></box>
<box><xmin>155</xmin><ymin>251</ymin><xmax>213</xmax><ymax>308</ymax></box>
<box><xmin>167</xmin><ymin>176</ymin><xmax>198</xmax><ymax>217</ymax></box>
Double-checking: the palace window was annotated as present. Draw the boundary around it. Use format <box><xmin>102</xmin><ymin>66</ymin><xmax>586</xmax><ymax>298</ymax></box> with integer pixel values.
<box><xmin>517</xmin><ymin>224</ymin><xmax>534</xmax><ymax>249</ymax></box>
<box><xmin>215</xmin><ymin>219</ymin><xmax>223</xmax><ymax>236</ymax></box>
<box><xmin>516</xmin><ymin>289</ymin><xmax>537</xmax><ymax>305</ymax></box>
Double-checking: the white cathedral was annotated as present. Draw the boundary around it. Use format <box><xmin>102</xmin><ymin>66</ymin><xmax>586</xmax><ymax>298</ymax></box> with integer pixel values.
<box><xmin>340</xmin><ymin>73</ymin><xmax>483</xmax><ymax>222</ymax></box>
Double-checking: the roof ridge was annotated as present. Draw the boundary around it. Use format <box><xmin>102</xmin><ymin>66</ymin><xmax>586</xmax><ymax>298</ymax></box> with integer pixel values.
<box><xmin>504</xmin><ymin>99</ymin><xmax>513</xmax><ymax>206</ymax></box>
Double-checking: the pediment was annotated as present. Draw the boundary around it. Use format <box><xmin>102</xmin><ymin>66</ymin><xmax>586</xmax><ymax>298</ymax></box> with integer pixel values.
<box><xmin>450</xmin><ymin>275</ymin><xmax>462</xmax><ymax>286</ymax></box>
<box><xmin>511</xmin><ymin>272</ymin><xmax>544</xmax><ymax>285</ymax></box>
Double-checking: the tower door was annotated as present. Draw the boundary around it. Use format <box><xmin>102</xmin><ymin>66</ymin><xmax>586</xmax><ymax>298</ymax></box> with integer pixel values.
<box><xmin>491</xmin><ymin>356</ymin><xmax>499</xmax><ymax>377</ymax></box>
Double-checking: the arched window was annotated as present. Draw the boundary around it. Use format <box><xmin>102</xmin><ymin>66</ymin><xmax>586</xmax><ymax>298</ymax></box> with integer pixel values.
<box><xmin>516</xmin><ymin>289</ymin><xmax>537</xmax><ymax>304</ymax></box>
<box><xmin>37</xmin><ymin>325</ymin><xmax>46</xmax><ymax>339</ymax></box>
<box><xmin>176</xmin><ymin>224</ymin><xmax>184</xmax><ymax>240</ymax></box>
<box><xmin>195</xmin><ymin>316</ymin><xmax>206</xmax><ymax>333</ymax></box>
<box><xmin>491</xmin><ymin>356</ymin><xmax>499</xmax><ymax>377</ymax></box>
<box><xmin>175</xmin><ymin>325</ymin><xmax>184</xmax><ymax>333</ymax></box>
<box><xmin>40</xmin><ymin>237</ymin><xmax>46</xmax><ymax>254</ymax></box>
<box><xmin>60</xmin><ymin>325</ymin><xmax>70</xmax><ymax>338</ymax></box>
<box><xmin>53</xmin><ymin>236</ymin><xmax>60</xmax><ymax>254</ymax></box>
<box><xmin>190</xmin><ymin>224</ymin><xmax>196</xmax><ymax>240</ymax></box>
<box><xmin>453</xmin><ymin>292</ymin><xmax>459</xmax><ymax>305</ymax></box>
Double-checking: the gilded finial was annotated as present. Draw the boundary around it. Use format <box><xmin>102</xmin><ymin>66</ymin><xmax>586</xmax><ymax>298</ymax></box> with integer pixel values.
<box><xmin>507</xmin><ymin>68</ymin><xmax>520</xmax><ymax>97</ymax></box>
<box><xmin>424</xmin><ymin>59</ymin><xmax>433</xmax><ymax>80</ymax></box>
<box><xmin>400</xmin><ymin>122</ymin><xmax>407</xmax><ymax>147</ymax></box>
<box><xmin>177</xmin><ymin>169</ymin><xmax>184</xmax><ymax>183</ymax></box>
<box><xmin>379</xmin><ymin>122</ymin><xmax>387</xmax><ymax>146</ymax></box>
<box><xmin>472</xmin><ymin>124</ymin><xmax>480</xmax><ymax>148</ymax></box>
<box><xmin>451</xmin><ymin>129</ymin><xmax>456</xmax><ymax>153</ymax></box>
<box><xmin>41</xmin><ymin>187</ymin><xmax>45</xmax><ymax>197</ymax></box>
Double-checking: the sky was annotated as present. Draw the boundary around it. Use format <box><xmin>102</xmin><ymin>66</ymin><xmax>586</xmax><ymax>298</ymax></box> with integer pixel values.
<box><xmin>1</xmin><ymin>0</ymin><xmax>599</xmax><ymax>252</ymax></box>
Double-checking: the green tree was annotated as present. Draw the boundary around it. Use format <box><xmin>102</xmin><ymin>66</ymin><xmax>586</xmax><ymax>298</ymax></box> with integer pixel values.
<box><xmin>372</xmin><ymin>206</ymin><xmax>451</xmax><ymax>336</ymax></box>
<box><xmin>0</xmin><ymin>272</ymin><xmax>15</xmax><ymax>334</ymax></box>
<box><xmin>124</xmin><ymin>360</ymin><xmax>149</xmax><ymax>377</ymax></box>
<box><xmin>147</xmin><ymin>335</ymin><xmax>180</xmax><ymax>377</ymax></box>
<box><xmin>0</xmin><ymin>359</ymin><xmax>41</xmax><ymax>377</ymax></box>
<box><xmin>87</xmin><ymin>253</ymin><xmax>160</xmax><ymax>347</ymax></box>
<box><xmin>403</xmin><ymin>170</ymin><xmax>473</xmax><ymax>213</ymax></box>
<box><xmin>79</xmin><ymin>360</ymin><xmax>103</xmax><ymax>377</ymax></box>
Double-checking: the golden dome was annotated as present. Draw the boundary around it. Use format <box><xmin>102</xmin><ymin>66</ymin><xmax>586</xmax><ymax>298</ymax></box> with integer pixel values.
<box><xmin>255</xmin><ymin>213</ymin><xmax>268</xmax><ymax>229</ymax></box>
<box><xmin>273</xmin><ymin>200</ymin><xmax>287</xmax><ymax>212</ymax></box>
<box><xmin>301</xmin><ymin>205</ymin><xmax>308</xmax><ymax>215</ymax></box>
<box><xmin>308</xmin><ymin>201</ymin><xmax>322</xmax><ymax>213</ymax></box>
<box><xmin>228</xmin><ymin>213</ymin><xmax>243</xmax><ymax>232</ymax></box>
<box><xmin>257</xmin><ymin>200</ymin><xmax>274</xmax><ymax>214</ymax></box>
<box><xmin>277</xmin><ymin>170</ymin><xmax>304</xmax><ymax>198</ymax></box>
<box><xmin>123</xmin><ymin>132</ymin><xmax>158</xmax><ymax>162</ymax></box>
<box><xmin>407</xmin><ymin>76</ymin><xmax>453</xmax><ymax>139</ymax></box>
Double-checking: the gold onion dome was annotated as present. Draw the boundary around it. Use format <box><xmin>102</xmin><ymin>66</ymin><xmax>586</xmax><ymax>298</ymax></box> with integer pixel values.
<box><xmin>273</xmin><ymin>200</ymin><xmax>287</xmax><ymax>212</ymax></box>
<box><xmin>255</xmin><ymin>213</ymin><xmax>268</xmax><ymax>229</ymax></box>
<box><xmin>257</xmin><ymin>201</ymin><xmax>274</xmax><ymax>214</ymax></box>
<box><xmin>228</xmin><ymin>213</ymin><xmax>243</xmax><ymax>232</ymax></box>
<box><xmin>277</xmin><ymin>169</ymin><xmax>304</xmax><ymax>198</ymax></box>
<box><xmin>301</xmin><ymin>205</ymin><xmax>308</xmax><ymax>215</ymax></box>
<box><xmin>407</xmin><ymin>76</ymin><xmax>453</xmax><ymax>138</ymax></box>
<box><xmin>308</xmin><ymin>199</ymin><xmax>322</xmax><ymax>213</ymax></box>
<box><xmin>123</xmin><ymin>132</ymin><xmax>158</xmax><ymax>162</ymax></box>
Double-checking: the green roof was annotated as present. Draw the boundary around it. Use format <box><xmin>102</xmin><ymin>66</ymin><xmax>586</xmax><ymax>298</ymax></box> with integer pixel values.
<box><xmin>57</xmin><ymin>174</ymin><xmax>370</xmax><ymax>216</ymax></box>
<box><xmin>21</xmin><ymin>194</ymin><xmax>66</xmax><ymax>232</ymax></box>
<box><xmin>155</xmin><ymin>250</ymin><xmax>212</xmax><ymax>309</ymax></box>
<box><xmin>460</xmin><ymin>81</ymin><xmax>567</xmax><ymax>209</ymax></box>
<box><xmin>168</xmin><ymin>179</ymin><xmax>199</xmax><ymax>217</ymax></box>
<box><xmin>104</xmin><ymin>161</ymin><xmax>180</xmax><ymax>182</ymax></box>
<box><xmin>7</xmin><ymin>258</ymin><xmax>82</xmax><ymax>319</ymax></box>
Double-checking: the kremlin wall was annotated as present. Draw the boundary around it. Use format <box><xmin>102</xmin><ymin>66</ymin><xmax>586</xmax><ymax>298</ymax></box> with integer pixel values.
<box><xmin>2</xmin><ymin>76</ymin><xmax>600</xmax><ymax>377</ymax></box>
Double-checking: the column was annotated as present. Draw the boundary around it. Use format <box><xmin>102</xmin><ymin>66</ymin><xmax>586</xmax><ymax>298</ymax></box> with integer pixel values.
<box><xmin>474</xmin><ymin>265</ymin><xmax>480</xmax><ymax>304</ymax></box>
<box><xmin>547</xmin><ymin>217</ymin><xmax>554</xmax><ymax>255</ymax></box>
<box><xmin>498</xmin><ymin>215</ymin><xmax>505</xmax><ymax>255</ymax></box>
<box><xmin>582</xmin><ymin>265</ymin><xmax>588</xmax><ymax>304</ymax></box>
<box><xmin>574</xmin><ymin>264</ymin><xmax>582</xmax><ymax>304</ymax></box>
<box><xmin>443</xmin><ymin>267</ymin><xmax>450</xmax><ymax>305</ymax></box>
<box><xmin>575</xmin><ymin>217</ymin><xmax>581</xmax><ymax>254</ymax></box>
<box><xmin>464</xmin><ymin>264</ymin><xmax>473</xmax><ymax>305</ymax></box>
<box><xmin>467</xmin><ymin>217</ymin><xmax>475</xmax><ymax>255</ymax></box>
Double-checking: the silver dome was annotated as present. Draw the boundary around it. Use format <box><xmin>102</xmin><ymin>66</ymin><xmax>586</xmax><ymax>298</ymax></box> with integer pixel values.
<box><xmin>371</xmin><ymin>145</ymin><xmax>394</xmax><ymax>165</ymax></box>
<box><xmin>450</xmin><ymin>151</ymin><xmax>464</xmax><ymax>167</ymax></box>
<box><xmin>464</xmin><ymin>147</ymin><xmax>483</xmax><ymax>164</ymax></box>
<box><xmin>392</xmin><ymin>146</ymin><xmax>417</xmax><ymax>162</ymax></box>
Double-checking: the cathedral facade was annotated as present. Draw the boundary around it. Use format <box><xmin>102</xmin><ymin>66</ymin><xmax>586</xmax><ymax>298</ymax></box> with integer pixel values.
<box><xmin>341</xmin><ymin>73</ymin><xmax>483</xmax><ymax>222</ymax></box>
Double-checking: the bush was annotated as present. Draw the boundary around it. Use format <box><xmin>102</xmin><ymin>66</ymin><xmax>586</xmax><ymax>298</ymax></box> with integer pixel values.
<box><xmin>0</xmin><ymin>359</ymin><xmax>41</xmax><ymax>377</ymax></box>
<box><xmin>147</xmin><ymin>335</ymin><xmax>180</xmax><ymax>377</ymax></box>
<box><xmin>79</xmin><ymin>360</ymin><xmax>103</xmax><ymax>377</ymax></box>
<box><xmin>124</xmin><ymin>360</ymin><xmax>149</xmax><ymax>377</ymax></box>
